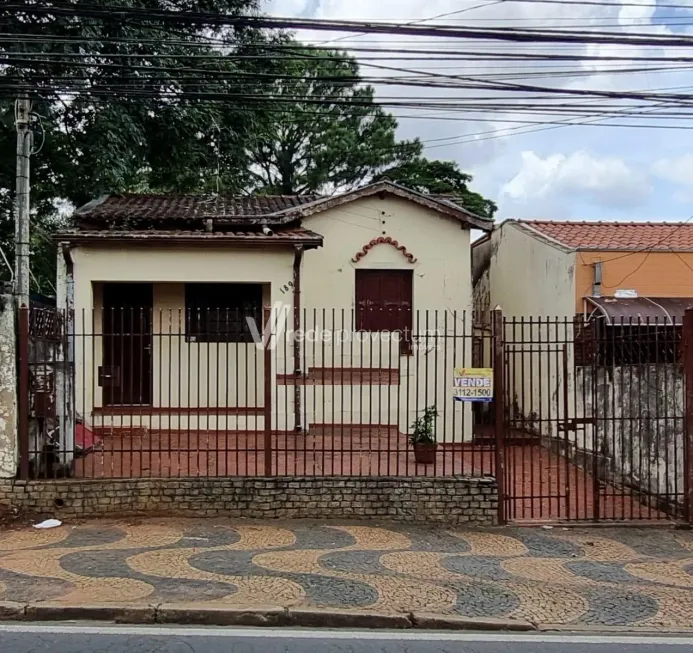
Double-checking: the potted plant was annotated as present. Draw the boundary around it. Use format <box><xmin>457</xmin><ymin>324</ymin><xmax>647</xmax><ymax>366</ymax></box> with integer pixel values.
<box><xmin>409</xmin><ymin>406</ymin><xmax>438</xmax><ymax>464</ymax></box>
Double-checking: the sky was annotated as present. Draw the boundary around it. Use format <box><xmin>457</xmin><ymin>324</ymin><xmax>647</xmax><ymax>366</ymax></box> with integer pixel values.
<box><xmin>263</xmin><ymin>0</ymin><xmax>693</xmax><ymax>222</ymax></box>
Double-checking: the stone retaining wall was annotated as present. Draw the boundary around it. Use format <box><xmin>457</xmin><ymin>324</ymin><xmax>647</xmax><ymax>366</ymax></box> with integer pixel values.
<box><xmin>0</xmin><ymin>476</ymin><xmax>498</xmax><ymax>524</ymax></box>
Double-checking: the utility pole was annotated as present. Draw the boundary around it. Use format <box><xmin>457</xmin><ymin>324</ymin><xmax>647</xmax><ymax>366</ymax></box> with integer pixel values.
<box><xmin>14</xmin><ymin>94</ymin><xmax>32</xmax><ymax>309</ymax></box>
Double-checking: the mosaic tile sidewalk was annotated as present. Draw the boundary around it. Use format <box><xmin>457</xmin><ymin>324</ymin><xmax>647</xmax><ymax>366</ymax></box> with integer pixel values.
<box><xmin>0</xmin><ymin>519</ymin><xmax>692</xmax><ymax>629</ymax></box>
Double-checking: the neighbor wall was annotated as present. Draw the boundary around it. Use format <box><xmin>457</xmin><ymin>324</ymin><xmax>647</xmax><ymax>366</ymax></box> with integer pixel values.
<box><xmin>576</xmin><ymin>364</ymin><xmax>685</xmax><ymax>511</ymax></box>
<box><xmin>473</xmin><ymin>223</ymin><xmax>577</xmax><ymax>441</ymax></box>
<box><xmin>576</xmin><ymin>251</ymin><xmax>693</xmax><ymax>312</ymax></box>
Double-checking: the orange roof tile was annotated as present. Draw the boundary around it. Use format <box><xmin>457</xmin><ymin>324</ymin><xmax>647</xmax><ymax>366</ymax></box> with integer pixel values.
<box><xmin>518</xmin><ymin>220</ymin><xmax>693</xmax><ymax>251</ymax></box>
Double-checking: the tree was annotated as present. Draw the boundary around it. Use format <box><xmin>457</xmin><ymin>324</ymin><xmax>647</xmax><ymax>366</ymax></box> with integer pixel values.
<box><xmin>1</xmin><ymin>8</ymin><xmax>497</xmax><ymax>294</ymax></box>
<box><xmin>0</xmin><ymin>0</ymin><xmax>263</xmax><ymax>292</ymax></box>
<box><xmin>240</xmin><ymin>44</ymin><xmax>495</xmax><ymax>222</ymax></box>
<box><xmin>242</xmin><ymin>45</ymin><xmax>420</xmax><ymax>194</ymax></box>
<box><xmin>374</xmin><ymin>158</ymin><xmax>497</xmax><ymax>219</ymax></box>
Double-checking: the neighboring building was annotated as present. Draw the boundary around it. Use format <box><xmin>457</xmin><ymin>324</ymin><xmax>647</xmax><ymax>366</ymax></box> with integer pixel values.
<box><xmin>473</xmin><ymin>219</ymin><xmax>693</xmax><ymax>325</ymax></box>
<box><xmin>472</xmin><ymin>220</ymin><xmax>693</xmax><ymax>512</ymax></box>
<box><xmin>55</xmin><ymin>181</ymin><xmax>491</xmax><ymax>455</ymax></box>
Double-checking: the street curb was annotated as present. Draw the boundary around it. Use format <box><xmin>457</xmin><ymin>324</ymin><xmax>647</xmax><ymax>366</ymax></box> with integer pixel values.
<box><xmin>410</xmin><ymin>612</ymin><xmax>536</xmax><ymax>631</ymax></box>
<box><xmin>288</xmin><ymin>608</ymin><xmax>412</xmax><ymax>630</ymax></box>
<box><xmin>157</xmin><ymin>604</ymin><xmax>286</xmax><ymax>627</ymax></box>
<box><xmin>537</xmin><ymin>624</ymin><xmax>693</xmax><ymax>634</ymax></box>
<box><xmin>0</xmin><ymin>601</ymin><xmax>25</xmax><ymax>620</ymax></box>
<box><xmin>0</xmin><ymin>602</ymin><xmax>537</xmax><ymax>632</ymax></box>
<box><xmin>24</xmin><ymin>602</ymin><xmax>156</xmax><ymax>624</ymax></box>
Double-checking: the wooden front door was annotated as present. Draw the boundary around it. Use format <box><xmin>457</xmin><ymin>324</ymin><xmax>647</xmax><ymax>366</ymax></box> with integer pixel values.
<box><xmin>101</xmin><ymin>283</ymin><xmax>153</xmax><ymax>406</ymax></box>
<box><xmin>355</xmin><ymin>270</ymin><xmax>413</xmax><ymax>340</ymax></box>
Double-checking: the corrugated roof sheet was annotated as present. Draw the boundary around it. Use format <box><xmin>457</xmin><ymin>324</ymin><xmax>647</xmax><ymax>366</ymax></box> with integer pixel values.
<box><xmin>519</xmin><ymin>220</ymin><xmax>693</xmax><ymax>250</ymax></box>
<box><xmin>587</xmin><ymin>296</ymin><xmax>693</xmax><ymax>325</ymax></box>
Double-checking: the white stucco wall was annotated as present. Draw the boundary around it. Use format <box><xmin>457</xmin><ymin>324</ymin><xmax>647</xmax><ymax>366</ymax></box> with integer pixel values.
<box><xmin>69</xmin><ymin>246</ymin><xmax>292</xmax><ymax>432</ymax></box>
<box><xmin>474</xmin><ymin>223</ymin><xmax>577</xmax><ymax>441</ymax></box>
<box><xmin>479</xmin><ymin>223</ymin><xmax>576</xmax><ymax>320</ymax></box>
<box><xmin>298</xmin><ymin>196</ymin><xmax>474</xmax><ymax>441</ymax></box>
<box><xmin>64</xmin><ymin>194</ymin><xmax>476</xmax><ymax>442</ymax></box>
<box><xmin>302</xmin><ymin>195</ymin><xmax>472</xmax><ymax>313</ymax></box>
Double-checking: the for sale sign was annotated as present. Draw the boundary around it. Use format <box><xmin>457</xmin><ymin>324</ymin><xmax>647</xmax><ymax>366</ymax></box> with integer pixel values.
<box><xmin>452</xmin><ymin>368</ymin><xmax>493</xmax><ymax>402</ymax></box>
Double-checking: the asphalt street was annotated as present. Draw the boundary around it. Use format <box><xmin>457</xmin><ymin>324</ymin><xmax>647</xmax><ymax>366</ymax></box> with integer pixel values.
<box><xmin>1</xmin><ymin>625</ymin><xmax>692</xmax><ymax>653</ymax></box>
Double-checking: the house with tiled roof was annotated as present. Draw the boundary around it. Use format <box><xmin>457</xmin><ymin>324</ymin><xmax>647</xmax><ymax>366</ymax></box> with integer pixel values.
<box><xmin>471</xmin><ymin>219</ymin><xmax>692</xmax><ymax>517</ymax></box>
<box><xmin>472</xmin><ymin>219</ymin><xmax>693</xmax><ymax>325</ymax></box>
<box><xmin>54</xmin><ymin>181</ymin><xmax>491</xmax><ymax>457</ymax></box>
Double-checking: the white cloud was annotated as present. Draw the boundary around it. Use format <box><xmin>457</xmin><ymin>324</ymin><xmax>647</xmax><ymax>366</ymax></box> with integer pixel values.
<box><xmin>502</xmin><ymin>150</ymin><xmax>650</xmax><ymax>208</ymax></box>
<box><xmin>652</xmin><ymin>154</ymin><xmax>693</xmax><ymax>201</ymax></box>
<box><xmin>652</xmin><ymin>154</ymin><xmax>693</xmax><ymax>187</ymax></box>
<box><xmin>263</xmin><ymin>0</ymin><xmax>693</xmax><ymax>218</ymax></box>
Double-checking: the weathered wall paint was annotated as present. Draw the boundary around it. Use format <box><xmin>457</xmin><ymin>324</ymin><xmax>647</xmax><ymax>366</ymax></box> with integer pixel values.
<box><xmin>0</xmin><ymin>291</ymin><xmax>17</xmax><ymax>477</ymax></box>
<box><xmin>576</xmin><ymin>365</ymin><xmax>684</xmax><ymax>508</ymax></box>
<box><xmin>473</xmin><ymin>223</ymin><xmax>576</xmax><ymax>439</ymax></box>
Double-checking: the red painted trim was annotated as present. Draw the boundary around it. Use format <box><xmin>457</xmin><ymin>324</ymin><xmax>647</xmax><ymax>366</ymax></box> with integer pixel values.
<box><xmin>92</xmin><ymin>406</ymin><xmax>263</xmax><ymax>416</ymax></box>
<box><xmin>352</xmin><ymin>236</ymin><xmax>417</xmax><ymax>263</ymax></box>
<box><xmin>277</xmin><ymin>367</ymin><xmax>400</xmax><ymax>385</ymax></box>
<box><xmin>92</xmin><ymin>428</ymin><xmax>290</xmax><ymax>437</ymax></box>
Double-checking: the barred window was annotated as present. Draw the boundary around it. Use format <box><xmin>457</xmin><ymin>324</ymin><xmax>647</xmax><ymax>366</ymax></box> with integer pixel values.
<box><xmin>185</xmin><ymin>283</ymin><xmax>262</xmax><ymax>343</ymax></box>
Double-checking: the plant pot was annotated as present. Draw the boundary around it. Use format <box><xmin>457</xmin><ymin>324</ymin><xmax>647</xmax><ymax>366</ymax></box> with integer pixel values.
<box><xmin>413</xmin><ymin>442</ymin><xmax>437</xmax><ymax>465</ymax></box>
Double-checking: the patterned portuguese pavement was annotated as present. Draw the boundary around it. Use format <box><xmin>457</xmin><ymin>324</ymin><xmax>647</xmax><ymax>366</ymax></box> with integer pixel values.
<box><xmin>0</xmin><ymin>520</ymin><xmax>692</xmax><ymax>629</ymax></box>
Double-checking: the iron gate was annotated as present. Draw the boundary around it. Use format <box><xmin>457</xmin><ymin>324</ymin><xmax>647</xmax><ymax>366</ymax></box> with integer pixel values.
<box><xmin>496</xmin><ymin>311</ymin><xmax>692</xmax><ymax>523</ymax></box>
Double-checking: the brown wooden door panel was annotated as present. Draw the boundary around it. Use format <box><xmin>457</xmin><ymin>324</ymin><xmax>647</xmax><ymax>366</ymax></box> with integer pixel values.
<box><xmin>355</xmin><ymin>270</ymin><xmax>413</xmax><ymax>336</ymax></box>
<box><xmin>102</xmin><ymin>283</ymin><xmax>153</xmax><ymax>406</ymax></box>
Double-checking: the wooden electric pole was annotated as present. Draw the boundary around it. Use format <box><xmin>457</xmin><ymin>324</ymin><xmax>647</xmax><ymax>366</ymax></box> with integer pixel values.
<box><xmin>14</xmin><ymin>95</ymin><xmax>32</xmax><ymax>308</ymax></box>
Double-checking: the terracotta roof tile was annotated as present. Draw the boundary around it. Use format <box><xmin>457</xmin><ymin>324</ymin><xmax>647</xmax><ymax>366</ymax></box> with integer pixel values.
<box><xmin>519</xmin><ymin>220</ymin><xmax>693</xmax><ymax>251</ymax></box>
<box><xmin>76</xmin><ymin>194</ymin><xmax>324</xmax><ymax>223</ymax></box>
<box><xmin>57</xmin><ymin>227</ymin><xmax>323</xmax><ymax>245</ymax></box>
<box><xmin>72</xmin><ymin>182</ymin><xmax>493</xmax><ymax>232</ymax></box>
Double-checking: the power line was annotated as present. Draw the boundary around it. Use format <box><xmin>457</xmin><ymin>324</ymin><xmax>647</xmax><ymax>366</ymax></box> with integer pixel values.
<box><xmin>6</xmin><ymin>5</ymin><xmax>693</xmax><ymax>48</ymax></box>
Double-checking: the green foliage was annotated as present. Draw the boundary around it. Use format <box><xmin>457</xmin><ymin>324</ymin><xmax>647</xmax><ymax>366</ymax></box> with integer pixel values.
<box><xmin>0</xmin><ymin>3</ymin><xmax>496</xmax><ymax>294</ymax></box>
<box><xmin>409</xmin><ymin>406</ymin><xmax>438</xmax><ymax>446</ymax></box>
<box><xmin>241</xmin><ymin>45</ymin><xmax>420</xmax><ymax>194</ymax></box>
<box><xmin>375</xmin><ymin>158</ymin><xmax>497</xmax><ymax>219</ymax></box>
<box><xmin>0</xmin><ymin>0</ymin><xmax>261</xmax><ymax>292</ymax></box>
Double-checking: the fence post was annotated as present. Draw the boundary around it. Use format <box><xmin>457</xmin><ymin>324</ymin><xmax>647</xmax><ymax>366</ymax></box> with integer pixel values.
<box><xmin>263</xmin><ymin>305</ymin><xmax>273</xmax><ymax>476</ymax></box>
<box><xmin>17</xmin><ymin>305</ymin><xmax>29</xmax><ymax>480</ymax></box>
<box><xmin>683</xmin><ymin>308</ymin><xmax>693</xmax><ymax>523</ymax></box>
<box><xmin>492</xmin><ymin>308</ymin><xmax>506</xmax><ymax>525</ymax></box>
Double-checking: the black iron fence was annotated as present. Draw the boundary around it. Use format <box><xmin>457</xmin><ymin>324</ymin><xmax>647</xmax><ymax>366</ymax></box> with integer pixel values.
<box><xmin>501</xmin><ymin>313</ymin><xmax>690</xmax><ymax>523</ymax></box>
<box><xmin>17</xmin><ymin>306</ymin><xmax>693</xmax><ymax>524</ymax></box>
<box><xmin>19</xmin><ymin>306</ymin><xmax>497</xmax><ymax>481</ymax></box>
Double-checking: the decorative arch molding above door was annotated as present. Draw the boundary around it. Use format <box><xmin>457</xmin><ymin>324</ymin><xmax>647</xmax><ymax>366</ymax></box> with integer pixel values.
<box><xmin>351</xmin><ymin>236</ymin><xmax>418</xmax><ymax>264</ymax></box>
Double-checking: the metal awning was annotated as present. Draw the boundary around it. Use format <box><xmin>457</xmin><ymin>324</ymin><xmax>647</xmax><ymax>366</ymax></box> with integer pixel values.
<box><xmin>585</xmin><ymin>296</ymin><xmax>693</xmax><ymax>326</ymax></box>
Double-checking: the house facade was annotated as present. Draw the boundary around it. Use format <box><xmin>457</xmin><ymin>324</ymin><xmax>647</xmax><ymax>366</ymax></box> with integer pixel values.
<box><xmin>473</xmin><ymin>219</ymin><xmax>693</xmax><ymax>323</ymax></box>
<box><xmin>55</xmin><ymin>181</ymin><xmax>491</xmax><ymax>462</ymax></box>
<box><xmin>472</xmin><ymin>220</ymin><xmax>693</xmax><ymax>511</ymax></box>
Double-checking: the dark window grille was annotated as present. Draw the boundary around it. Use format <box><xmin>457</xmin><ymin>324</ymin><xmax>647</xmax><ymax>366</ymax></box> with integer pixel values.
<box><xmin>574</xmin><ymin>316</ymin><xmax>682</xmax><ymax>366</ymax></box>
<box><xmin>185</xmin><ymin>283</ymin><xmax>262</xmax><ymax>343</ymax></box>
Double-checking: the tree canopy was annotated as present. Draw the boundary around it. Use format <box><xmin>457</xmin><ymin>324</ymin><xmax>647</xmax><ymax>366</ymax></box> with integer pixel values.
<box><xmin>0</xmin><ymin>2</ymin><xmax>496</xmax><ymax>293</ymax></box>
<box><xmin>374</xmin><ymin>158</ymin><xmax>497</xmax><ymax>219</ymax></box>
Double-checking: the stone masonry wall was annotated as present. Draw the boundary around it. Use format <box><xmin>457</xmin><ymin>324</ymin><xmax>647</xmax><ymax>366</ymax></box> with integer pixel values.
<box><xmin>0</xmin><ymin>476</ymin><xmax>498</xmax><ymax>525</ymax></box>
